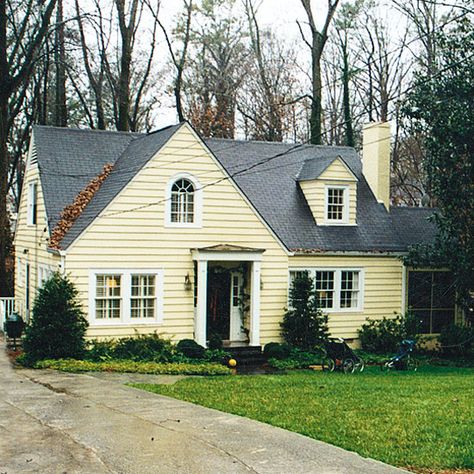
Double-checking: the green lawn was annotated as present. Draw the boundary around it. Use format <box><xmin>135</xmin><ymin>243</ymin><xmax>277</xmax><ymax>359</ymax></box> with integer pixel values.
<box><xmin>133</xmin><ymin>366</ymin><xmax>474</xmax><ymax>471</ymax></box>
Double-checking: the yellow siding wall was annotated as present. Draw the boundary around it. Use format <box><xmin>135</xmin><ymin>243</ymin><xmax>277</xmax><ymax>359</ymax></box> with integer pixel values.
<box><xmin>290</xmin><ymin>255</ymin><xmax>404</xmax><ymax>339</ymax></box>
<box><xmin>299</xmin><ymin>159</ymin><xmax>357</xmax><ymax>225</ymax></box>
<box><xmin>13</xmin><ymin>159</ymin><xmax>61</xmax><ymax>317</ymax></box>
<box><xmin>65</xmin><ymin>125</ymin><xmax>289</xmax><ymax>343</ymax></box>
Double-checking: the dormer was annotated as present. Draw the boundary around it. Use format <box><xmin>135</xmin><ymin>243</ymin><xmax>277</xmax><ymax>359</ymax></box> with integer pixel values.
<box><xmin>298</xmin><ymin>156</ymin><xmax>358</xmax><ymax>226</ymax></box>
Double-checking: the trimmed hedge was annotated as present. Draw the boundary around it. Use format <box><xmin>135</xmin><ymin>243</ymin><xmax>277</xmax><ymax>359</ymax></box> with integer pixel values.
<box><xmin>34</xmin><ymin>359</ymin><xmax>232</xmax><ymax>376</ymax></box>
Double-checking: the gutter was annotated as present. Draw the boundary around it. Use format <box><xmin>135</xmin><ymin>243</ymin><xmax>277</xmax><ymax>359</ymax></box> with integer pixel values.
<box><xmin>290</xmin><ymin>250</ymin><xmax>408</xmax><ymax>258</ymax></box>
<box><xmin>47</xmin><ymin>247</ymin><xmax>67</xmax><ymax>274</ymax></box>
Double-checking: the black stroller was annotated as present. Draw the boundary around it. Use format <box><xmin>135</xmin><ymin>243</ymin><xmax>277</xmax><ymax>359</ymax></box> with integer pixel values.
<box><xmin>322</xmin><ymin>338</ymin><xmax>365</xmax><ymax>373</ymax></box>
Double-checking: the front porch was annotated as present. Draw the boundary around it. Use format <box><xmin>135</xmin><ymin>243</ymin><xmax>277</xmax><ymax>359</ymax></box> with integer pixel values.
<box><xmin>192</xmin><ymin>245</ymin><xmax>264</xmax><ymax>348</ymax></box>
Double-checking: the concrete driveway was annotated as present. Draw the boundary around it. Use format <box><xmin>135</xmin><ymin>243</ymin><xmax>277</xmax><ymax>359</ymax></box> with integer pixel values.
<box><xmin>0</xmin><ymin>341</ymin><xmax>409</xmax><ymax>474</ymax></box>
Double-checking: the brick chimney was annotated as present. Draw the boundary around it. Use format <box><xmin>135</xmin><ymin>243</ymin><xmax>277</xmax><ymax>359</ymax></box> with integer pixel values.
<box><xmin>362</xmin><ymin>122</ymin><xmax>391</xmax><ymax>210</ymax></box>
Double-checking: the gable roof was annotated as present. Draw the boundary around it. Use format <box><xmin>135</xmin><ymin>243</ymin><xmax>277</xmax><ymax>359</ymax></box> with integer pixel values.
<box><xmin>58</xmin><ymin>124</ymin><xmax>181</xmax><ymax>249</ymax></box>
<box><xmin>205</xmin><ymin>139</ymin><xmax>404</xmax><ymax>253</ymax></box>
<box><xmin>33</xmin><ymin>125</ymin><xmax>138</xmax><ymax>230</ymax></box>
<box><xmin>296</xmin><ymin>154</ymin><xmax>357</xmax><ymax>182</ymax></box>
<box><xmin>32</xmin><ymin>124</ymin><xmax>437</xmax><ymax>253</ymax></box>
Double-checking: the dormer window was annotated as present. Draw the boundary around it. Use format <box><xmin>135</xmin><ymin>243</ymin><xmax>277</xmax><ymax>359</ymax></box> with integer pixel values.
<box><xmin>171</xmin><ymin>178</ymin><xmax>195</xmax><ymax>223</ymax></box>
<box><xmin>325</xmin><ymin>185</ymin><xmax>349</xmax><ymax>224</ymax></box>
<box><xmin>165</xmin><ymin>173</ymin><xmax>202</xmax><ymax>228</ymax></box>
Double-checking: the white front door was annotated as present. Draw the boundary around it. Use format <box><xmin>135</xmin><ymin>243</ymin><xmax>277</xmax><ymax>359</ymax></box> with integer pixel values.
<box><xmin>229</xmin><ymin>272</ymin><xmax>246</xmax><ymax>341</ymax></box>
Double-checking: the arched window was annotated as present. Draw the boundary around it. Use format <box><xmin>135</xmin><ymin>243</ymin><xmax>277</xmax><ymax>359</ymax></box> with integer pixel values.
<box><xmin>170</xmin><ymin>178</ymin><xmax>195</xmax><ymax>223</ymax></box>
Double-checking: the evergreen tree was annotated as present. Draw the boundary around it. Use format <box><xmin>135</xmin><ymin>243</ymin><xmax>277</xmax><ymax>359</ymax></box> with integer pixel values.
<box><xmin>281</xmin><ymin>272</ymin><xmax>329</xmax><ymax>350</ymax></box>
<box><xmin>403</xmin><ymin>17</ymin><xmax>474</xmax><ymax>312</ymax></box>
<box><xmin>23</xmin><ymin>272</ymin><xmax>88</xmax><ymax>364</ymax></box>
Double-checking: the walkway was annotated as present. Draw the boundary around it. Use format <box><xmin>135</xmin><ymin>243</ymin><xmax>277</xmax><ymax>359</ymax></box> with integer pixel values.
<box><xmin>0</xmin><ymin>342</ymin><xmax>409</xmax><ymax>473</ymax></box>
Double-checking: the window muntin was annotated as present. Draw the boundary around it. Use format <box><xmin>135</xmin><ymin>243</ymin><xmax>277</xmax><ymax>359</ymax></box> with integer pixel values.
<box><xmin>327</xmin><ymin>188</ymin><xmax>344</xmax><ymax>220</ymax></box>
<box><xmin>90</xmin><ymin>270</ymin><xmax>163</xmax><ymax>324</ymax></box>
<box><xmin>27</xmin><ymin>182</ymin><xmax>38</xmax><ymax>225</ymax></box>
<box><xmin>131</xmin><ymin>274</ymin><xmax>156</xmax><ymax>319</ymax></box>
<box><xmin>95</xmin><ymin>275</ymin><xmax>121</xmax><ymax>319</ymax></box>
<box><xmin>408</xmin><ymin>270</ymin><xmax>455</xmax><ymax>334</ymax></box>
<box><xmin>325</xmin><ymin>186</ymin><xmax>349</xmax><ymax>224</ymax></box>
<box><xmin>171</xmin><ymin>178</ymin><xmax>194</xmax><ymax>223</ymax></box>
<box><xmin>289</xmin><ymin>268</ymin><xmax>363</xmax><ymax>311</ymax></box>
<box><xmin>340</xmin><ymin>271</ymin><xmax>360</xmax><ymax>309</ymax></box>
<box><xmin>315</xmin><ymin>271</ymin><xmax>335</xmax><ymax>308</ymax></box>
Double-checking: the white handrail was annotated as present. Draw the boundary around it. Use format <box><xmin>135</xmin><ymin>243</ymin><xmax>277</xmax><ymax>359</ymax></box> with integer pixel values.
<box><xmin>0</xmin><ymin>297</ymin><xmax>17</xmax><ymax>329</ymax></box>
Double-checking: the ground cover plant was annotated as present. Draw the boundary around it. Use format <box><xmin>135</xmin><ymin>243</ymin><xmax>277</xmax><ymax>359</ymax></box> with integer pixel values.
<box><xmin>36</xmin><ymin>359</ymin><xmax>231</xmax><ymax>376</ymax></box>
<box><xmin>133</xmin><ymin>367</ymin><xmax>474</xmax><ymax>471</ymax></box>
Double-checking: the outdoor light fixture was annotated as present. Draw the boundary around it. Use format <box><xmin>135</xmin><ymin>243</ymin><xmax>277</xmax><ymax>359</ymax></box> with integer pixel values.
<box><xmin>184</xmin><ymin>273</ymin><xmax>192</xmax><ymax>291</ymax></box>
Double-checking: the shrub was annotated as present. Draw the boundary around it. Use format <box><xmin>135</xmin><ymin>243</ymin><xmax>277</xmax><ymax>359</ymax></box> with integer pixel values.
<box><xmin>22</xmin><ymin>273</ymin><xmax>88</xmax><ymax>365</ymax></box>
<box><xmin>438</xmin><ymin>324</ymin><xmax>474</xmax><ymax>357</ymax></box>
<box><xmin>263</xmin><ymin>342</ymin><xmax>292</xmax><ymax>360</ymax></box>
<box><xmin>281</xmin><ymin>272</ymin><xmax>329</xmax><ymax>350</ymax></box>
<box><xmin>34</xmin><ymin>359</ymin><xmax>232</xmax><ymax>376</ymax></box>
<box><xmin>208</xmin><ymin>333</ymin><xmax>223</xmax><ymax>350</ymax></box>
<box><xmin>112</xmin><ymin>333</ymin><xmax>175</xmax><ymax>362</ymax></box>
<box><xmin>176</xmin><ymin>339</ymin><xmax>206</xmax><ymax>359</ymax></box>
<box><xmin>202</xmin><ymin>348</ymin><xmax>230</xmax><ymax>363</ymax></box>
<box><xmin>267</xmin><ymin>347</ymin><xmax>324</xmax><ymax>370</ymax></box>
<box><xmin>358</xmin><ymin>312</ymin><xmax>421</xmax><ymax>354</ymax></box>
<box><xmin>86</xmin><ymin>339</ymin><xmax>115</xmax><ymax>361</ymax></box>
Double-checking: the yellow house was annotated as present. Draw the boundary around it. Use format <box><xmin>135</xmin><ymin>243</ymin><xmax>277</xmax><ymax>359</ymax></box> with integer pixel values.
<box><xmin>13</xmin><ymin>121</ymin><xmax>459</xmax><ymax>347</ymax></box>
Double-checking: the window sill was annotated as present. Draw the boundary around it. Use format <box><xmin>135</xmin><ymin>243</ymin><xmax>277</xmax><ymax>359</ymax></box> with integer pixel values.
<box><xmin>164</xmin><ymin>222</ymin><xmax>202</xmax><ymax>229</ymax></box>
<box><xmin>89</xmin><ymin>319</ymin><xmax>162</xmax><ymax>327</ymax></box>
<box><xmin>319</xmin><ymin>222</ymin><xmax>357</xmax><ymax>226</ymax></box>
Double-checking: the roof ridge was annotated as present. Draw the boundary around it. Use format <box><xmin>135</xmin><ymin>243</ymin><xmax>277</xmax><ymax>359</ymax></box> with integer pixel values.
<box><xmin>206</xmin><ymin>136</ymin><xmax>355</xmax><ymax>150</ymax></box>
<box><xmin>33</xmin><ymin>124</ymin><xmax>144</xmax><ymax>137</ymax></box>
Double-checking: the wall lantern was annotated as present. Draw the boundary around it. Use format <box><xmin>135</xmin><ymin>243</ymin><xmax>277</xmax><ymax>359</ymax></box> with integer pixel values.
<box><xmin>184</xmin><ymin>273</ymin><xmax>192</xmax><ymax>292</ymax></box>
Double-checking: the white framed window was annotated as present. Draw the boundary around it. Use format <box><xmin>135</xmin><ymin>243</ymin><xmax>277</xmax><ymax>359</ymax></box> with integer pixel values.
<box><xmin>89</xmin><ymin>269</ymin><xmax>164</xmax><ymax>325</ymax></box>
<box><xmin>37</xmin><ymin>264</ymin><xmax>54</xmax><ymax>289</ymax></box>
<box><xmin>325</xmin><ymin>185</ymin><xmax>349</xmax><ymax>224</ymax></box>
<box><xmin>289</xmin><ymin>268</ymin><xmax>364</xmax><ymax>312</ymax></box>
<box><xmin>27</xmin><ymin>182</ymin><xmax>38</xmax><ymax>226</ymax></box>
<box><xmin>95</xmin><ymin>274</ymin><xmax>122</xmax><ymax>320</ymax></box>
<box><xmin>131</xmin><ymin>274</ymin><xmax>156</xmax><ymax>319</ymax></box>
<box><xmin>165</xmin><ymin>173</ymin><xmax>202</xmax><ymax>228</ymax></box>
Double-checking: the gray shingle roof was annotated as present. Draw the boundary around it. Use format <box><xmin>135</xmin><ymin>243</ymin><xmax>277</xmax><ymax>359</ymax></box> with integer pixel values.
<box><xmin>33</xmin><ymin>125</ymin><xmax>138</xmax><ymax>229</ymax></box>
<box><xmin>59</xmin><ymin>124</ymin><xmax>180</xmax><ymax>249</ymax></box>
<box><xmin>390</xmin><ymin>207</ymin><xmax>438</xmax><ymax>247</ymax></box>
<box><xmin>32</xmin><ymin>124</ymin><xmax>437</xmax><ymax>253</ymax></box>
<box><xmin>205</xmin><ymin>138</ymin><xmax>405</xmax><ymax>252</ymax></box>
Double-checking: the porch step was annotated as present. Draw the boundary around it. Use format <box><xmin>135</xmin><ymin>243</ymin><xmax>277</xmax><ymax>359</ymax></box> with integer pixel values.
<box><xmin>227</xmin><ymin>346</ymin><xmax>266</xmax><ymax>366</ymax></box>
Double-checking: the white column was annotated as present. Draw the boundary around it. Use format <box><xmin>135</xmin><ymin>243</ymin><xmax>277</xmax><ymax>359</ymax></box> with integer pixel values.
<box><xmin>195</xmin><ymin>260</ymin><xmax>208</xmax><ymax>347</ymax></box>
<box><xmin>249</xmin><ymin>261</ymin><xmax>261</xmax><ymax>346</ymax></box>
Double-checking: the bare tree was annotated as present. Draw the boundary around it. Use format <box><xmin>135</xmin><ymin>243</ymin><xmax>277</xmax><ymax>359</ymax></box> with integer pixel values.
<box><xmin>0</xmin><ymin>0</ymin><xmax>58</xmax><ymax>295</ymax></box>
<box><xmin>185</xmin><ymin>0</ymin><xmax>248</xmax><ymax>138</ymax></box>
<box><xmin>73</xmin><ymin>0</ymin><xmax>160</xmax><ymax>132</ymax></box>
<box><xmin>298</xmin><ymin>0</ymin><xmax>340</xmax><ymax>145</ymax></box>
<box><xmin>53</xmin><ymin>0</ymin><xmax>67</xmax><ymax>126</ymax></box>
<box><xmin>154</xmin><ymin>0</ymin><xmax>193</xmax><ymax>122</ymax></box>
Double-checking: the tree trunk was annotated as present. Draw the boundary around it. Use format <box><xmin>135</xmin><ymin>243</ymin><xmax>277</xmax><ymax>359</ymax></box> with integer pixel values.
<box><xmin>341</xmin><ymin>40</ymin><xmax>354</xmax><ymax>147</ymax></box>
<box><xmin>310</xmin><ymin>42</ymin><xmax>323</xmax><ymax>145</ymax></box>
<box><xmin>0</xmin><ymin>3</ymin><xmax>10</xmax><ymax>295</ymax></box>
<box><xmin>54</xmin><ymin>0</ymin><xmax>67</xmax><ymax>127</ymax></box>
